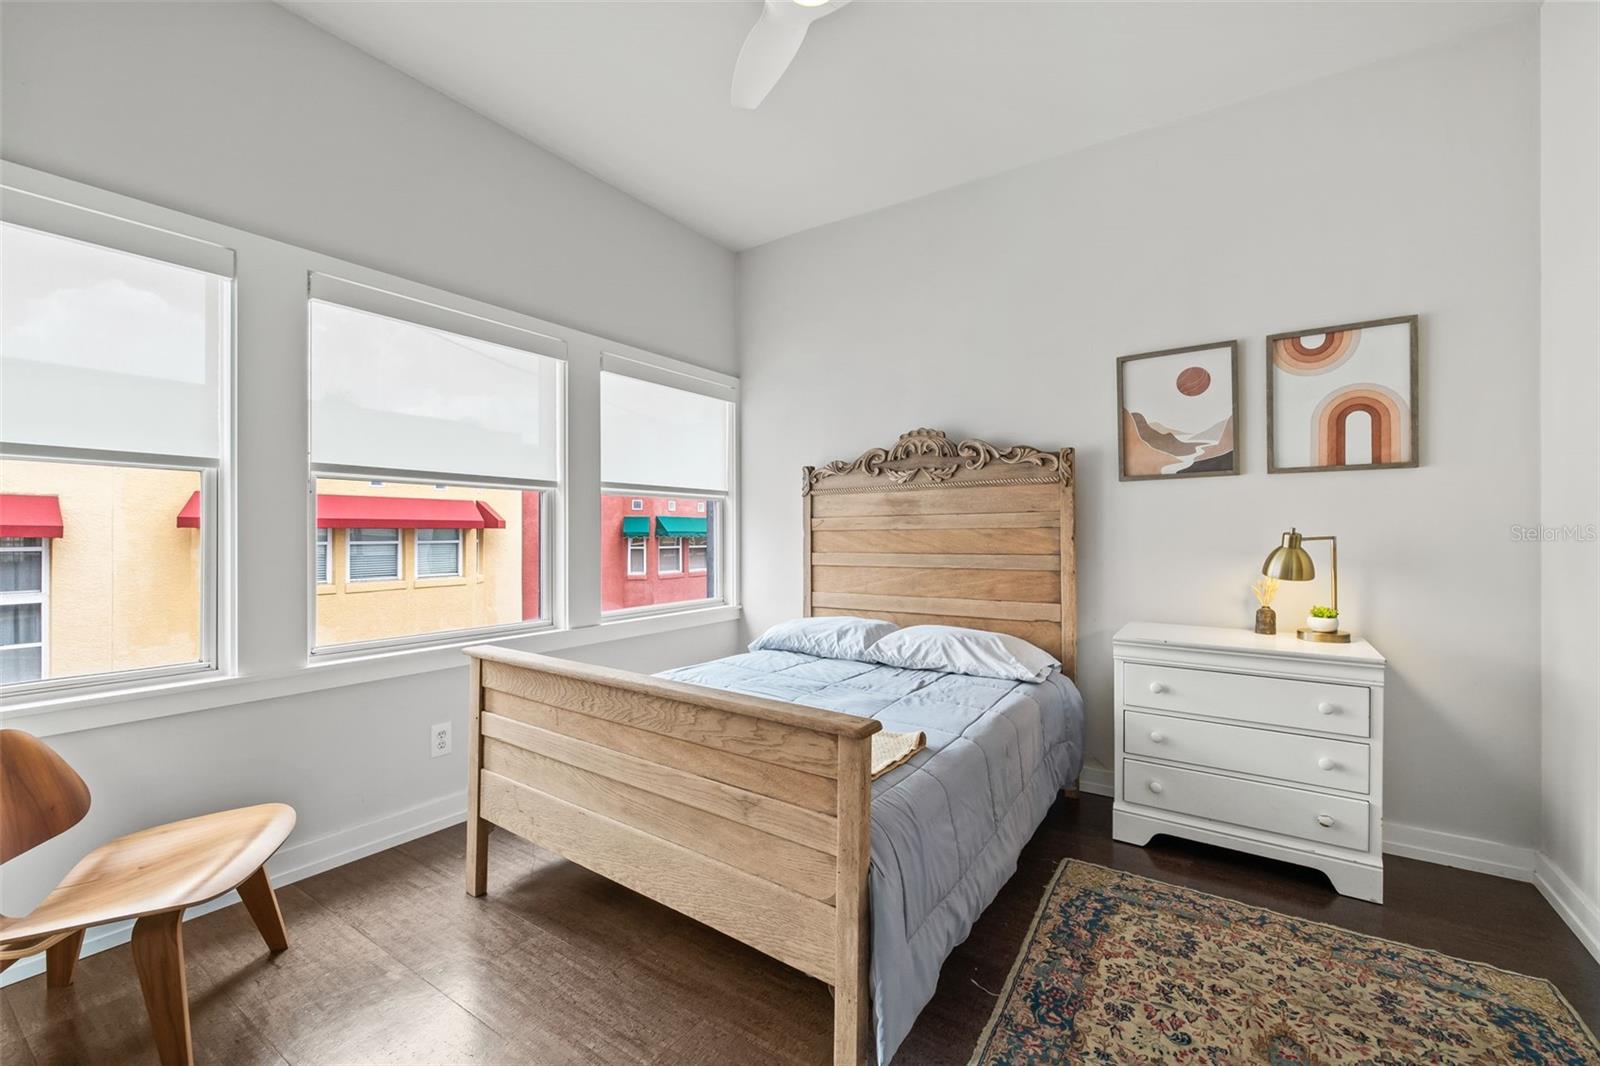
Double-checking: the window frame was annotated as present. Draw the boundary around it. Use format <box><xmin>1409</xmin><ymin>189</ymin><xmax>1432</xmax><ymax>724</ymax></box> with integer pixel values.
<box><xmin>314</xmin><ymin>527</ymin><xmax>332</xmax><ymax>586</ymax></box>
<box><xmin>687</xmin><ymin>538</ymin><xmax>708</xmax><ymax>575</ymax></box>
<box><xmin>0</xmin><ymin>199</ymin><xmax>232</xmax><ymax>700</ymax></box>
<box><xmin>0</xmin><ymin>538</ymin><xmax>49</xmax><ymax>684</ymax></box>
<box><xmin>345</xmin><ymin>527</ymin><xmax>403</xmax><ymax>583</ymax></box>
<box><xmin>306</xmin><ymin>275</ymin><xmax>566</xmax><ymax>659</ymax></box>
<box><xmin>415</xmin><ymin>527</ymin><xmax>463</xmax><ymax>580</ymax></box>
<box><xmin>626</xmin><ymin>536</ymin><xmax>648</xmax><ymax>577</ymax></box>
<box><xmin>657</xmin><ymin>536</ymin><xmax>683</xmax><ymax>576</ymax></box>
<box><xmin>598</xmin><ymin>354</ymin><xmax>737</xmax><ymax>622</ymax></box>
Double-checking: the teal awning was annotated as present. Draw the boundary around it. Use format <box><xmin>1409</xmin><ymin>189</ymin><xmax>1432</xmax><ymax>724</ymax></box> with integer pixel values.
<box><xmin>621</xmin><ymin>516</ymin><xmax>651</xmax><ymax>537</ymax></box>
<box><xmin>655</xmin><ymin>516</ymin><xmax>707</xmax><ymax>538</ymax></box>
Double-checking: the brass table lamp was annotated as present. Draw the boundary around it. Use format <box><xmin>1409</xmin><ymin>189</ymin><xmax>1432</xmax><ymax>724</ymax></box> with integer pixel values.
<box><xmin>1261</xmin><ymin>528</ymin><xmax>1351</xmax><ymax>643</ymax></box>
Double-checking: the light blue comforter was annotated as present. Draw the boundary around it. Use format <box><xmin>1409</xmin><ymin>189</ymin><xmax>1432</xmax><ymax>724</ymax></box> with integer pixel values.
<box><xmin>659</xmin><ymin>650</ymin><xmax>1085</xmax><ymax>1064</ymax></box>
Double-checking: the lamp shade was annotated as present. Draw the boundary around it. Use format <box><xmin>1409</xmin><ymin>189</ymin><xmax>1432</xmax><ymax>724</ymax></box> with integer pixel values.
<box><xmin>1262</xmin><ymin>529</ymin><xmax>1315</xmax><ymax>581</ymax></box>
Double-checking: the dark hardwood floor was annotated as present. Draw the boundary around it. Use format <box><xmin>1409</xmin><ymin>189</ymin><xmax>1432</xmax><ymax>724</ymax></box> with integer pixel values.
<box><xmin>4</xmin><ymin>794</ymin><xmax>1595</xmax><ymax>1064</ymax></box>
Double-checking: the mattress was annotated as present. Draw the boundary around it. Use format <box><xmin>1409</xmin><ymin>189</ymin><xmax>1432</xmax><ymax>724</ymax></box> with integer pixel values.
<box><xmin>659</xmin><ymin>649</ymin><xmax>1086</xmax><ymax>1064</ymax></box>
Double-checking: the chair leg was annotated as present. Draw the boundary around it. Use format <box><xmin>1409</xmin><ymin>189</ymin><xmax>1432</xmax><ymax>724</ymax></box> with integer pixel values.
<box><xmin>45</xmin><ymin>928</ymin><xmax>85</xmax><ymax>988</ymax></box>
<box><xmin>236</xmin><ymin>865</ymin><xmax>288</xmax><ymax>953</ymax></box>
<box><xmin>131</xmin><ymin>911</ymin><xmax>193</xmax><ymax>1066</ymax></box>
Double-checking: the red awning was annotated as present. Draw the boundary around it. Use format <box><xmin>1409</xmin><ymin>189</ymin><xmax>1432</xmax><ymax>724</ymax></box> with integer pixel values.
<box><xmin>476</xmin><ymin>501</ymin><xmax>507</xmax><ymax>529</ymax></box>
<box><xmin>177</xmin><ymin>491</ymin><xmax>201</xmax><ymax>529</ymax></box>
<box><xmin>0</xmin><ymin>494</ymin><xmax>64</xmax><ymax>538</ymax></box>
<box><xmin>316</xmin><ymin>495</ymin><xmax>492</xmax><ymax>530</ymax></box>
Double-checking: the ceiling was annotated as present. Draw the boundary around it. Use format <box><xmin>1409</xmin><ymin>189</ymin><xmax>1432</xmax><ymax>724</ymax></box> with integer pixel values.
<box><xmin>281</xmin><ymin>1</ymin><xmax>1532</xmax><ymax>250</ymax></box>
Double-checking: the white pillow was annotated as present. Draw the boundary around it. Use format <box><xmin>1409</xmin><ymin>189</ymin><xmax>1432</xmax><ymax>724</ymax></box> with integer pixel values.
<box><xmin>868</xmin><ymin>625</ymin><xmax>1059</xmax><ymax>683</ymax></box>
<box><xmin>748</xmin><ymin>616</ymin><xmax>899</xmax><ymax>661</ymax></box>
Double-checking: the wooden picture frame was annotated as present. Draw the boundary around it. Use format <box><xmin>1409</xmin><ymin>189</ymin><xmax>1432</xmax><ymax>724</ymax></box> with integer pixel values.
<box><xmin>1117</xmin><ymin>341</ymin><xmax>1240</xmax><ymax>481</ymax></box>
<box><xmin>1267</xmin><ymin>314</ymin><xmax>1419</xmax><ymax>474</ymax></box>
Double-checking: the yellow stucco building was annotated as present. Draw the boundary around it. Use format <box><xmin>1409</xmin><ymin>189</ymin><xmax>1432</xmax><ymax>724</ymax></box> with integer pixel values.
<box><xmin>0</xmin><ymin>461</ymin><xmax>541</xmax><ymax>684</ymax></box>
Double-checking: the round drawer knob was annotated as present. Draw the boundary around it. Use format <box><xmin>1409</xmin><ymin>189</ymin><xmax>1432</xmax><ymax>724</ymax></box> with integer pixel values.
<box><xmin>1317</xmin><ymin>757</ymin><xmax>1336</xmax><ymax>771</ymax></box>
<box><xmin>1147</xmin><ymin>780</ymin><xmax>1164</xmax><ymax>795</ymax></box>
<box><xmin>1316</xmin><ymin>814</ymin><xmax>1335</xmax><ymax>828</ymax></box>
<box><xmin>1317</xmin><ymin>701</ymin><xmax>1337</xmax><ymax>715</ymax></box>
<box><xmin>1149</xmin><ymin>730</ymin><xmax>1166</xmax><ymax>744</ymax></box>
<box><xmin>1149</xmin><ymin>681</ymin><xmax>1168</xmax><ymax>695</ymax></box>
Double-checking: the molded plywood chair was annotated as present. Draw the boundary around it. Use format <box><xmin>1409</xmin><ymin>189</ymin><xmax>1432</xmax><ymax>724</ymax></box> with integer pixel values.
<box><xmin>0</xmin><ymin>729</ymin><xmax>296</xmax><ymax>1066</ymax></box>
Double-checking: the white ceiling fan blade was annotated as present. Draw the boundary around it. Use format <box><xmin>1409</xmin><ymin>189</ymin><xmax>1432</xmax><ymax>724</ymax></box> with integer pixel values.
<box><xmin>731</xmin><ymin>6</ymin><xmax>811</xmax><ymax>110</ymax></box>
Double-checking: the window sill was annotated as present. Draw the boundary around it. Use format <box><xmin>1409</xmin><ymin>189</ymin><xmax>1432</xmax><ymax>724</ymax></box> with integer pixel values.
<box><xmin>0</xmin><ymin>603</ymin><xmax>741</xmax><ymax>738</ymax></box>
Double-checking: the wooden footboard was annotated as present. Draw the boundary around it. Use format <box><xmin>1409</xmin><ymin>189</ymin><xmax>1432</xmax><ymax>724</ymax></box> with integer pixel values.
<box><xmin>463</xmin><ymin>646</ymin><xmax>882</xmax><ymax>1066</ymax></box>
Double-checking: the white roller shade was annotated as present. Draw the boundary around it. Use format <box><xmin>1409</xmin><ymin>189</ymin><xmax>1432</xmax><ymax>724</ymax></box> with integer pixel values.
<box><xmin>310</xmin><ymin>299</ymin><xmax>563</xmax><ymax>483</ymax></box>
<box><xmin>1</xmin><ymin>222</ymin><xmax>226</xmax><ymax>458</ymax></box>
<box><xmin>601</xmin><ymin>371</ymin><xmax>731</xmax><ymax>492</ymax></box>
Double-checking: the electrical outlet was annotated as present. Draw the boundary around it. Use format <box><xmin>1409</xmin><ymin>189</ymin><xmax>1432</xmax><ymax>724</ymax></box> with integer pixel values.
<box><xmin>430</xmin><ymin>722</ymin><xmax>452</xmax><ymax>758</ymax></box>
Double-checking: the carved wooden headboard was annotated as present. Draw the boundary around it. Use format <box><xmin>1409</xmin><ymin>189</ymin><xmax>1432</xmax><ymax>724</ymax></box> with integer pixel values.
<box><xmin>802</xmin><ymin>428</ymin><xmax>1077</xmax><ymax>679</ymax></box>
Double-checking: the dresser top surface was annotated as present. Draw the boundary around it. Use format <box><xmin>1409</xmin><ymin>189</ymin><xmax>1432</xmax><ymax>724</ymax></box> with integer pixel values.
<box><xmin>1114</xmin><ymin>622</ymin><xmax>1385</xmax><ymax>665</ymax></box>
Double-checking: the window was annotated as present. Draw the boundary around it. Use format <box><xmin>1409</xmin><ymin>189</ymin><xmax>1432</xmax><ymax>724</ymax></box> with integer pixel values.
<box><xmin>658</xmin><ymin>537</ymin><xmax>683</xmax><ymax>575</ymax></box>
<box><xmin>347</xmin><ymin>528</ymin><xmax>400</xmax><ymax>581</ymax></box>
<box><xmin>416</xmin><ymin>528</ymin><xmax>462</xmax><ymax>579</ymax></box>
<box><xmin>309</xmin><ymin>279</ymin><xmax>562</xmax><ymax>651</ymax></box>
<box><xmin>0</xmin><ymin>538</ymin><xmax>46</xmax><ymax>683</ymax></box>
<box><xmin>0</xmin><ymin>218</ymin><xmax>228</xmax><ymax>690</ymax></box>
<box><xmin>600</xmin><ymin>366</ymin><xmax>733</xmax><ymax>615</ymax></box>
<box><xmin>315</xmin><ymin>528</ymin><xmax>331</xmax><ymax>585</ymax></box>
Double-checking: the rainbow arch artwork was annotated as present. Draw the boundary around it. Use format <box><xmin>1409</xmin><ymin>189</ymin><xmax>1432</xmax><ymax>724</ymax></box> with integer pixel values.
<box><xmin>1267</xmin><ymin>316</ymin><xmax>1418</xmax><ymax>472</ymax></box>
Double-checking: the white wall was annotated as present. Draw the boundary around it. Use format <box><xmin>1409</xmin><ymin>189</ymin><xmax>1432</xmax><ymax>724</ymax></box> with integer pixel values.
<box><xmin>1537</xmin><ymin>0</ymin><xmax>1600</xmax><ymax>957</ymax></box>
<box><xmin>0</xmin><ymin>0</ymin><xmax>742</xmax><ymax>968</ymax></box>
<box><xmin>740</xmin><ymin>21</ymin><xmax>1544</xmax><ymax>851</ymax></box>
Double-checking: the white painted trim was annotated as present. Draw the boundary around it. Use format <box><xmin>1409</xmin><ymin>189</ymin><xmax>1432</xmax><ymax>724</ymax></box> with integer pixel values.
<box><xmin>0</xmin><ymin>792</ymin><xmax>469</xmax><ymax>988</ymax></box>
<box><xmin>1079</xmin><ymin>759</ymin><xmax>1115</xmax><ymax>797</ymax></box>
<box><xmin>1</xmin><ymin>603</ymin><xmax>741</xmax><ymax>738</ymax></box>
<box><xmin>1535</xmin><ymin>852</ymin><xmax>1600</xmax><ymax>965</ymax></box>
<box><xmin>1383</xmin><ymin>820</ymin><xmax>1537</xmax><ymax>882</ymax></box>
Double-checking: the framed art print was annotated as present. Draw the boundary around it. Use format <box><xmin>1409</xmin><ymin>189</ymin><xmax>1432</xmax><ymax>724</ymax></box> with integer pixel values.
<box><xmin>1267</xmin><ymin>314</ymin><xmax>1418</xmax><ymax>473</ymax></box>
<box><xmin>1117</xmin><ymin>340</ymin><xmax>1239</xmax><ymax>481</ymax></box>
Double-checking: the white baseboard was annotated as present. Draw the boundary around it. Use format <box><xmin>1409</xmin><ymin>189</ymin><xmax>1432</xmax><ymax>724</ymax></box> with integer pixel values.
<box><xmin>0</xmin><ymin>791</ymin><xmax>467</xmax><ymax>988</ymax></box>
<box><xmin>1383</xmin><ymin>820</ymin><xmax>1537</xmax><ymax>882</ymax></box>
<box><xmin>1078</xmin><ymin>760</ymin><xmax>1114</xmax><ymax>797</ymax></box>
<box><xmin>1534</xmin><ymin>852</ymin><xmax>1600</xmax><ymax>965</ymax></box>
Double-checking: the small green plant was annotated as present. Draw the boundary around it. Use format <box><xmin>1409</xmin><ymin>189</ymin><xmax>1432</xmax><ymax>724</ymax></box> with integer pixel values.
<box><xmin>1310</xmin><ymin>605</ymin><xmax>1339</xmax><ymax>619</ymax></box>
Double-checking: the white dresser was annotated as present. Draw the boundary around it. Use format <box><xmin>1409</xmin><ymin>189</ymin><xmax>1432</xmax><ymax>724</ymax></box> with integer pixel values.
<box><xmin>1112</xmin><ymin>622</ymin><xmax>1387</xmax><ymax>902</ymax></box>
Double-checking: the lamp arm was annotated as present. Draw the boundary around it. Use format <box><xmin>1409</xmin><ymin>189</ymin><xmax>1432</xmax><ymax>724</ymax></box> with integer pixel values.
<box><xmin>1301</xmin><ymin>534</ymin><xmax>1339</xmax><ymax>614</ymax></box>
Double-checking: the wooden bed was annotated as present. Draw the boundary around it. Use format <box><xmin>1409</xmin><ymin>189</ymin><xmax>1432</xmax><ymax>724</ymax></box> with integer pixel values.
<box><xmin>464</xmin><ymin>428</ymin><xmax>1075</xmax><ymax>1066</ymax></box>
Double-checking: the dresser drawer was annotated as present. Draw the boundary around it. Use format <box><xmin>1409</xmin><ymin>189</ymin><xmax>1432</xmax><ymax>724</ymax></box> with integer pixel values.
<box><xmin>1122</xmin><ymin>758</ymin><xmax>1370</xmax><ymax>852</ymax></box>
<box><xmin>1125</xmin><ymin>710</ymin><xmax>1370</xmax><ymax>794</ymax></box>
<box><xmin>1124</xmin><ymin>662</ymin><xmax>1370</xmax><ymax>737</ymax></box>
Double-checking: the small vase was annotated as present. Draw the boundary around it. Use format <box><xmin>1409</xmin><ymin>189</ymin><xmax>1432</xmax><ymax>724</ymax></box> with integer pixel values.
<box><xmin>1306</xmin><ymin>614</ymin><xmax>1339</xmax><ymax>633</ymax></box>
<box><xmin>1255</xmin><ymin>606</ymin><xmax>1276</xmax><ymax>635</ymax></box>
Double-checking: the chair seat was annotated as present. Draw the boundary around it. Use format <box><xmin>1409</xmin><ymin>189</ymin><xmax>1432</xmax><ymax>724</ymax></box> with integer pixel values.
<box><xmin>0</xmin><ymin>803</ymin><xmax>295</xmax><ymax>946</ymax></box>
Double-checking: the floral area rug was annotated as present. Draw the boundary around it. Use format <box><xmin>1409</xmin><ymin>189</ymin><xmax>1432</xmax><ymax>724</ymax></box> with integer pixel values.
<box><xmin>970</xmin><ymin>860</ymin><xmax>1598</xmax><ymax>1064</ymax></box>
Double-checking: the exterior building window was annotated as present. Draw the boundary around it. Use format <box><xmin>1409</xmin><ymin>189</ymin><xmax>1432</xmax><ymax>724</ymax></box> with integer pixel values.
<box><xmin>600</xmin><ymin>369</ymin><xmax>733</xmax><ymax>615</ymax></box>
<box><xmin>315</xmin><ymin>528</ymin><xmax>331</xmax><ymax>585</ymax></box>
<box><xmin>2</xmin><ymin>219</ymin><xmax>227</xmax><ymax>690</ymax></box>
<box><xmin>658</xmin><ymin>536</ymin><xmax>683</xmax><ymax>575</ymax></box>
<box><xmin>0</xmin><ymin>537</ymin><xmax>46</xmax><ymax>683</ymax></box>
<box><xmin>309</xmin><ymin>283</ymin><xmax>559</xmax><ymax>651</ymax></box>
<box><xmin>416</xmin><ymin>528</ymin><xmax>462</xmax><ymax>578</ymax></box>
<box><xmin>348</xmin><ymin>528</ymin><xmax>401</xmax><ymax>582</ymax></box>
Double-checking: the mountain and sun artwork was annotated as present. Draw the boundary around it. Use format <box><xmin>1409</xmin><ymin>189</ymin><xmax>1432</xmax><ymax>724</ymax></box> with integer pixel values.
<box><xmin>1118</xmin><ymin>341</ymin><xmax>1240</xmax><ymax>480</ymax></box>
